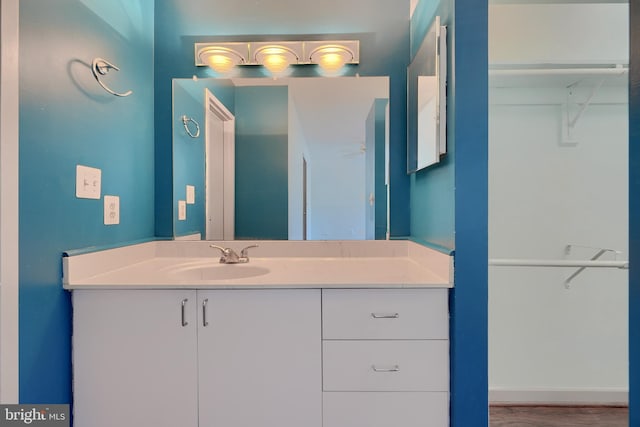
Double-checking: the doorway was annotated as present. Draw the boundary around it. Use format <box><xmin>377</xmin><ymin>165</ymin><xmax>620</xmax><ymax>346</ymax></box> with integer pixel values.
<box><xmin>488</xmin><ymin>0</ymin><xmax>629</xmax><ymax>409</ymax></box>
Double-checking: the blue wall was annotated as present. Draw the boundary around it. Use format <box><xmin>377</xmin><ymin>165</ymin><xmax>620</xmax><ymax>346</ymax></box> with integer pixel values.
<box><xmin>154</xmin><ymin>0</ymin><xmax>411</xmax><ymax>239</ymax></box>
<box><xmin>408</xmin><ymin>0</ymin><xmax>488</xmax><ymax>425</ymax></box>
<box><xmin>234</xmin><ymin>86</ymin><xmax>289</xmax><ymax>239</ymax></box>
<box><xmin>172</xmin><ymin>81</ymin><xmax>206</xmax><ymax>237</ymax></box>
<box><xmin>409</xmin><ymin>0</ymin><xmax>455</xmax><ymax>251</ymax></box>
<box><xmin>19</xmin><ymin>0</ymin><xmax>155</xmax><ymax>403</ymax></box>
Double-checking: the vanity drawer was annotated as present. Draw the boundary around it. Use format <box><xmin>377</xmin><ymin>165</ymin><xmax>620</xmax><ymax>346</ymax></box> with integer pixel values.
<box><xmin>322</xmin><ymin>340</ymin><xmax>449</xmax><ymax>392</ymax></box>
<box><xmin>322</xmin><ymin>288</ymin><xmax>448</xmax><ymax>339</ymax></box>
<box><xmin>323</xmin><ymin>391</ymin><xmax>449</xmax><ymax>427</ymax></box>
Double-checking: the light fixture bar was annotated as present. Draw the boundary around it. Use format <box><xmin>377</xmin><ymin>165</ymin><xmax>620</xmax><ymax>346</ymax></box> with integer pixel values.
<box><xmin>194</xmin><ymin>40</ymin><xmax>359</xmax><ymax>75</ymax></box>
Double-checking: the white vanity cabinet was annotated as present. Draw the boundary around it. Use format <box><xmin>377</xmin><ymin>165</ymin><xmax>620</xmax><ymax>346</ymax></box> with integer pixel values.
<box><xmin>72</xmin><ymin>289</ymin><xmax>321</xmax><ymax>427</ymax></box>
<box><xmin>72</xmin><ymin>290</ymin><xmax>200</xmax><ymax>427</ymax></box>
<box><xmin>321</xmin><ymin>288</ymin><xmax>450</xmax><ymax>427</ymax></box>
<box><xmin>196</xmin><ymin>290</ymin><xmax>321</xmax><ymax>427</ymax></box>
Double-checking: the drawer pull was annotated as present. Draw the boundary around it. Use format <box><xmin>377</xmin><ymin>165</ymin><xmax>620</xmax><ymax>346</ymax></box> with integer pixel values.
<box><xmin>202</xmin><ymin>298</ymin><xmax>209</xmax><ymax>327</ymax></box>
<box><xmin>372</xmin><ymin>364</ymin><xmax>400</xmax><ymax>372</ymax></box>
<box><xmin>371</xmin><ymin>312</ymin><xmax>399</xmax><ymax>319</ymax></box>
<box><xmin>181</xmin><ymin>298</ymin><xmax>189</xmax><ymax>327</ymax></box>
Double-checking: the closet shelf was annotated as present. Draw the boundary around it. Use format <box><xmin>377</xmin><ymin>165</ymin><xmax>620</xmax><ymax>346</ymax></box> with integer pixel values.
<box><xmin>489</xmin><ymin>63</ymin><xmax>628</xmax><ymax>89</ymax></box>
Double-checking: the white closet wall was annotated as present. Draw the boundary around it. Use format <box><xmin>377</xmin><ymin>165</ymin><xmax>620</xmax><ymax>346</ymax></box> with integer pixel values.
<box><xmin>489</xmin><ymin>2</ymin><xmax>629</xmax><ymax>404</ymax></box>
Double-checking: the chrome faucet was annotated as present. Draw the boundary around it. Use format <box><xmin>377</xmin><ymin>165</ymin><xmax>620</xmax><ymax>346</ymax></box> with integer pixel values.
<box><xmin>210</xmin><ymin>244</ymin><xmax>258</xmax><ymax>264</ymax></box>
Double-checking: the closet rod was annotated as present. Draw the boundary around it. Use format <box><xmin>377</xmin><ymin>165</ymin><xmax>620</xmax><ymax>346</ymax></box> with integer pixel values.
<box><xmin>489</xmin><ymin>259</ymin><xmax>629</xmax><ymax>269</ymax></box>
<box><xmin>489</xmin><ymin>67</ymin><xmax>628</xmax><ymax>78</ymax></box>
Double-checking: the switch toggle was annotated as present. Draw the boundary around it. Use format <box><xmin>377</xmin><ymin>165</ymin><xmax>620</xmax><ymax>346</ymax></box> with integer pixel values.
<box><xmin>76</xmin><ymin>165</ymin><xmax>102</xmax><ymax>199</ymax></box>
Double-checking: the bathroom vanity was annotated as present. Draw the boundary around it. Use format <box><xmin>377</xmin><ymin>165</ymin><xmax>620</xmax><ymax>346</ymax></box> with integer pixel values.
<box><xmin>64</xmin><ymin>240</ymin><xmax>452</xmax><ymax>427</ymax></box>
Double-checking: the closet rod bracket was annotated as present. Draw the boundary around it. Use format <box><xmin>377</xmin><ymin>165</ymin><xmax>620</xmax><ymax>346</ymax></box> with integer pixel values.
<box><xmin>563</xmin><ymin>244</ymin><xmax>624</xmax><ymax>289</ymax></box>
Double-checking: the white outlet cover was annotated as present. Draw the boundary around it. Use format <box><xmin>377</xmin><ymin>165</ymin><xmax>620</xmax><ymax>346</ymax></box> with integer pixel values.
<box><xmin>186</xmin><ymin>185</ymin><xmax>195</xmax><ymax>204</ymax></box>
<box><xmin>104</xmin><ymin>195</ymin><xmax>120</xmax><ymax>225</ymax></box>
<box><xmin>76</xmin><ymin>165</ymin><xmax>101</xmax><ymax>199</ymax></box>
<box><xmin>178</xmin><ymin>200</ymin><xmax>187</xmax><ymax>220</ymax></box>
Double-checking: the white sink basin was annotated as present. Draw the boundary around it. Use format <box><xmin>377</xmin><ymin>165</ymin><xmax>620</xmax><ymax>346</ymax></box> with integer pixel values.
<box><xmin>166</xmin><ymin>262</ymin><xmax>270</xmax><ymax>281</ymax></box>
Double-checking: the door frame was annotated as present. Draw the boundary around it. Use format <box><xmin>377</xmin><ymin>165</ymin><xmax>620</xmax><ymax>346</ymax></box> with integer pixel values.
<box><xmin>0</xmin><ymin>0</ymin><xmax>20</xmax><ymax>403</ymax></box>
<box><xmin>204</xmin><ymin>89</ymin><xmax>235</xmax><ymax>240</ymax></box>
<box><xmin>629</xmin><ymin>2</ymin><xmax>640</xmax><ymax>424</ymax></box>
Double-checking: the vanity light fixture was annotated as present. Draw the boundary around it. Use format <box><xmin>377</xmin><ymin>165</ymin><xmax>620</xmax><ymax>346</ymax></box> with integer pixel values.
<box><xmin>195</xmin><ymin>40</ymin><xmax>359</xmax><ymax>76</ymax></box>
<box><xmin>195</xmin><ymin>43</ymin><xmax>248</xmax><ymax>74</ymax></box>
<box><xmin>252</xmin><ymin>42</ymin><xmax>302</xmax><ymax>76</ymax></box>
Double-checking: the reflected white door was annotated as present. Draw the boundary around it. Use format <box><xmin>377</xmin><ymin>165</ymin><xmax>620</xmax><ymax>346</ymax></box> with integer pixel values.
<box><xmin>205</xmin><ymin>89</ymin><xmax>235</xmax><ymax>240</ymax></box>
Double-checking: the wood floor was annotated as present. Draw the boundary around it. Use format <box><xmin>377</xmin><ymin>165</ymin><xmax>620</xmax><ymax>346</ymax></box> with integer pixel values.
<box><xmin>490</xmin><ymin>406</ymin><xmax>628</xmax><ymax>426</ymax></box>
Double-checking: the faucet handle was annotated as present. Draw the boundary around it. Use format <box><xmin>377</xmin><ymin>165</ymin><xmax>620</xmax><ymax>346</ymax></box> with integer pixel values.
<box><xmin>209</xmin><ymin>244</ymin><xmax>230</xmax><ymax>263</ymax></box>
<box><xmin>240</xmin><ymin>244</ymin><xmax>259</xmax><ymax>258</ymax></box>
<box><xmin>209</xmin><ymin>244</ymin><xmax>228</xmax><ymax>255</ymax></box>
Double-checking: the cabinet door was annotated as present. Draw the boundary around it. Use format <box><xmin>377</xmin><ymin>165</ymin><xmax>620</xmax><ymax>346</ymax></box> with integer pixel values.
<box><xmin>72</xmin><ymin>290</ymin><xmax>199</xmax><ymax>427</ymax></box>
<box><xmin>197</xmin><ymin>289</ymin><xmax>322</xmax><ymax>427</ymax></box>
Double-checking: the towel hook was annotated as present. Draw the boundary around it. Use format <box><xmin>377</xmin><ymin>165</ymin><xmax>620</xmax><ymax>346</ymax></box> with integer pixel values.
<box><xmin>181</xmin><ymin>115</ymin><xmax>201</xmax><ymax>138</ymax></box>
<box><xmin>91</xmin><ymin>57</ymin><xmax>133</xmax><ymax>97</ymax></box>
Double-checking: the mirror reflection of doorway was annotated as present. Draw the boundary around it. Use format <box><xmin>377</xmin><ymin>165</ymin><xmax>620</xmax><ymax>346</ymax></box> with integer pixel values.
<box><xmin>303</xmin><ymin>157</ymin><xmax>308</xmax><ymax>241</ymax></box>
<box><xmin>205</xmin><ymin>89</ymin><xmax>235</xmax><ymax>240</ymax></box>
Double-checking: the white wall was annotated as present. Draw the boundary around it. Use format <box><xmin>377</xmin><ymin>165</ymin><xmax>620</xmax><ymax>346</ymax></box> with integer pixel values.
<box><xmin>489</xmin><ymin>86</ymin><xmax>628</xmax><ymax>403</ymax></box>
<box><xmin>307</xmin><ymin>140</ymin><xmax>366</xmax><ymax>240</ymax></box>
<box><xmin>489</xmin><ymin>3</ymin><xmax>629</xmax><ymax>405</ymax></box>
<box><xmin>490</xmin><ymin>3</ymin><xmax>627</xmax><ymax>65</ymax></box>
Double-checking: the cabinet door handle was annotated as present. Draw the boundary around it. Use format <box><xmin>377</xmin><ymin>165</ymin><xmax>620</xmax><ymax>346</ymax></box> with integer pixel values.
<box><xmin>371</xmin><ymin>312</ymin><xmax>399</xmax><ymax>319</ymax></box>
<box><xmin>372</xmin><ymin>364</ymin><xmax>400</xmax><ymax>372</ymax></box>
<box><xmin>202</xmin><ymin>298</ymin><xmax>209</xmax><ymax>327</ymax></box>
<box><xmin>181</xmin><ymin>298</ymin><xmax>189</xmax><ymax>327</ymax></box>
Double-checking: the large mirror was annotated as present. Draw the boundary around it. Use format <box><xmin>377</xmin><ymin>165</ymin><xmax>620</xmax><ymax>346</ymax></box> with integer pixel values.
<box><xmin>172</xmin><ymin>76</ymin><xmax>390</xmax><ymax>241</ymax></box>
<box><xmin>407</xmin><ymin>16</ymin><xmax>447</xmax><ymax>172</ymax></box>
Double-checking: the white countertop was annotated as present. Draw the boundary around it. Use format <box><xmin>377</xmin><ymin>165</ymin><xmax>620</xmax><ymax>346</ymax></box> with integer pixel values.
<box><xmin>63</xmin><ymin>240</ymin><xmax>453</xmax><ymax>289</ymax></box>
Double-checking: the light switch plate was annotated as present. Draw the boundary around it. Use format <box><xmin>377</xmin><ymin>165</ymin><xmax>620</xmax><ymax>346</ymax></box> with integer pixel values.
<box><xmin>186</xmin><ymin>185</ymin><xmax>195</xmax><ymax>204</ymax></box>
<box><xmin>76</xmin><ymin>165</ymin><xmax>101</xmax><ymax>199</ymax></box>
<box><xmin>104</xmin><ymin>195</ymin><xmax>120</xmax><ymax>225</ymax></box>
<box><xmin>178</xmin><ymin>200</ymin><xmax>187</xmax><ymax>220</ymax></box>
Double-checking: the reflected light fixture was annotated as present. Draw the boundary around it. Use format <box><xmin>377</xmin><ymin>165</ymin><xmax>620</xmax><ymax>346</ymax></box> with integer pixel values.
<box><xmin>195</xmin><ymin>40</ymin><xmax>359</xmax><ymax>76</ymax></box>
<box><xmin>308</xmin><ymin>44</ymin><xmax>355</xmax><ymax>74</ymax></box>
<box><xmin>196</xmin><ymin>43</ymin><xmax>248</xmax><ymax>74</ymax></box>
<box><xmin>253</xmin><ymin>43</ymin><xmax>301</xmax><ymax>75</ymax></box>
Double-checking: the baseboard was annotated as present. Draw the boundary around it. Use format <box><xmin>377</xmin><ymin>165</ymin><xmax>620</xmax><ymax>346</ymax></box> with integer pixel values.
<box><xmin>489</xmin><ymin>387</ymin><xmax>628</xmax><ymax>406</ymax></box>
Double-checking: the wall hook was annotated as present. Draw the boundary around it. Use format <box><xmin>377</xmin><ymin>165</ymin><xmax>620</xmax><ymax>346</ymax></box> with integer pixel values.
<box><xmin>91</xmin><ymin>58</ymin><xmax>133</xmax><ymax>97</ymax></box>
<box><xmin>181</xmin><ymin>115</ymin><xmax>200</xmax><ymax>138</ymax></box>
